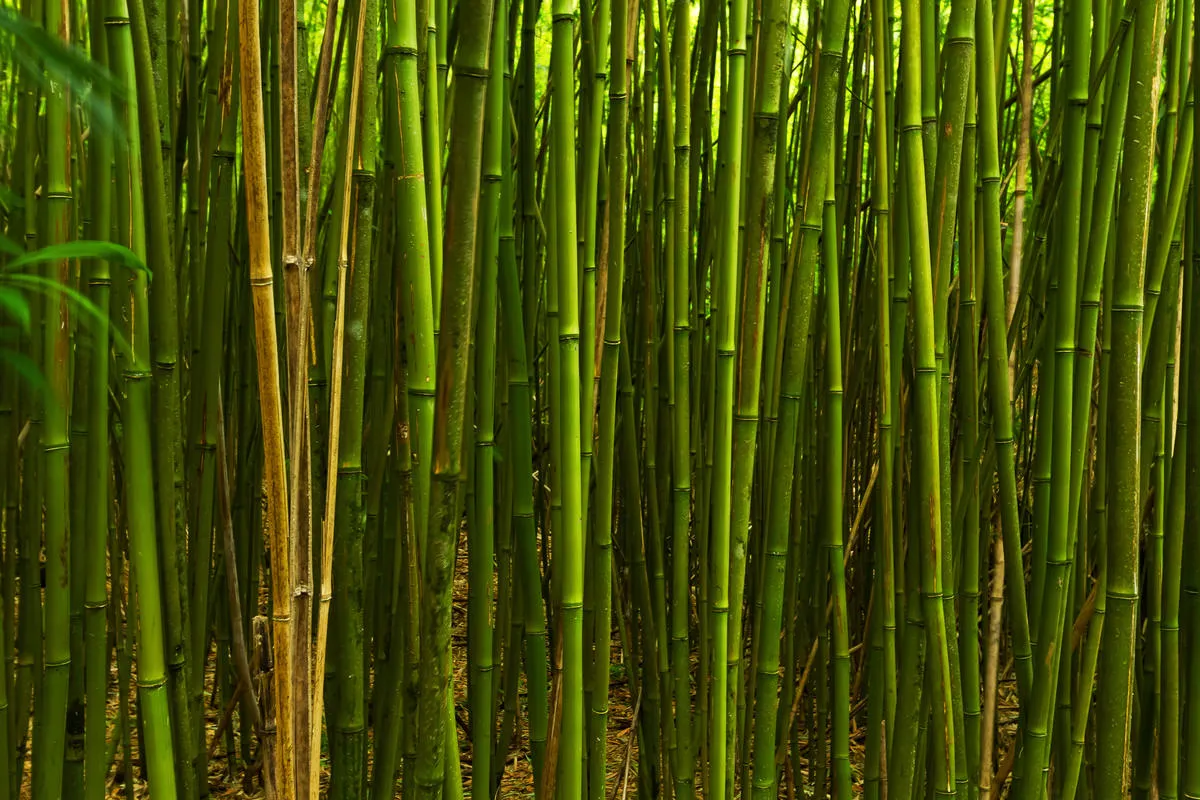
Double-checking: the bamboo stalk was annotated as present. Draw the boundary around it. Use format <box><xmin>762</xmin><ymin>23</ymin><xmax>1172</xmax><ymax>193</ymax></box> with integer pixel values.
<box><xmin>413</xmin><ymin>0</ymin><xmax>495</xmax><ymax>794</ymax></box>
<box><xmin>1096</xmin><ymin>0</ymin><xmax>1165</xmax><ymax>795</ymax></box>
<box><xmin>238</xmin><ymin>0</ymin><xmax>294</xmax><ymax>789</ymax></box>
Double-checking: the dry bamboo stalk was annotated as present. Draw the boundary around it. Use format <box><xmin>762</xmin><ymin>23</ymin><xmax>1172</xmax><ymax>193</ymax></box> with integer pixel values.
<box><xmin>309</xmin><ymin>0</ymin><xmax>370</xmax><ymax>786</ymax></box>
<box><xmin>216</xmin><ymin>386</ymin><xmax>263</xmax><ymax>735</ymax></box>
<box><xmin>237</xmin><ymin>0</ymin><xmax>294</xmax><ymax>791</ymax></box>
<box><xmin>980</xmin><ymin>532</ymin><xmax>1006</xmax><ymax>800</ymax></box>
<box><xmin>276</xmin><ymin>0</ymin><xmax>313</xmax><ymax>789</ymax></box>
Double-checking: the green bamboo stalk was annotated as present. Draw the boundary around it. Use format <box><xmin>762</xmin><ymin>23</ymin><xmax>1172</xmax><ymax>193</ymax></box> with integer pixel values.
<box><xmin>1017</xmin><ymin>0</ymin><xmax>1089</xmax><ymax>785</ymax></box>
<box><xmin>185</xmin><ymin>23</ymin><xmax>239</xmax><ymax>765</ymax></box>
<box><xmin>957</xmin><ymin>71</ymin><xmax>982</xmax><ymax>800</ymax></box>
<box><xmin>1176</xmin><ymin>67</ymin><xmax>1198</xmax><ymax>800</ymax></box>
<box><xmin>422</xmin><ymin>0</ymin><xmax>444</xmax><ymax>338</ymax></box>
<box><xmin>468</xmin><ymin>0</ymin><xmax>505</xmax><ymax>791</ymax></box>
<box><xmin>976</xmin><ymin>0</ymin><xmax>1033</xmax><ymax>705</ymax></box>
<box><xmin>724</xmin><ymin>0</ymin><xmax>780</xmax><ymax>773</ymax></box>
<box><xmin>497</xmin><ymin>103</ymin><xmax>550</xmax><ymax>800</ymax></box>
<box><xmin>1060</xmin><ymin>504</ymin><xmax>1107</xmax><ymax>799</ymax></box>
<box><xmin>762</xmin><ymin>18</ymin><xmax>794</xmax><ymax>456</ymax></box>
<box><xmin>413</xmin><ymin>0</ymin><xmax>494</xmax><ymax>793</ymax></box>
<box><xmin>890</xmin><ymin>434</ymin><xmax>927</xmax><ymax>797</ymax></box>
<box><xmin>32</xmin><ymin>0</ymin><xmax>72</xmax><ymax>793</ymax></box>
<box><xmin>823</xmin><ymin>146</ymin><xmax>852</xmax><ymax>800</ymax></box>
<box><xmin>926</xmin><ymin>0</ymin><xmax>976</xmax><ymax>784</ymax></box>
<box><xmin>919</xmin><ymin>0</ymin><xmax>937</xmax><ymax>184</ymax></box>
<box><xmin>869</xmin><ymin>0</ymin><xmax>898</xmax><ymax>748</ymax></box>
<box><xmin>666</xmin><ymin>0</ymin><xmax>693</xmax><ymax>795</ymax></box>
<box><xmin>1159</xmin><ymin>198</ymin><xmax>1190</xmax><ymax>800</ymax></box>
<box><xmin>708</xmin><ymin>0</ymin><xmax>749</xmax><ymax>792</ymax></box>
<box><xmin>516</xmin><ymin>0</ymin><xmax>541</xmax><ymax>373</ymax></box>
<box><xmin>863</xmin><ymin>51</ymin><xmax>889</xmax><ymax>800</ymax></box>
<box><xmin>742</xmin><ymin>0</ymin><xmax>799</xmax><ymax>793</ymax></box>
<box><xmin>387</xmin><ymin>0</ymin><xmax>437</xmax><ymax>703</ymax></box>
<box><xmin>326</xmin><ymin>0</ymin><xmax>377</xmax><ymax>788</ymax></box>
<box><xmin>549</xmin><ymin>0</ymin><xmax>585</xmax><ymax>791</ymax></box>
<box><xmin>0</xmin><ymin>354</ymin><xmax>14</xmax><ymax>800</ymax></box>
<box><xmin>388</xmin><ymin>51</ymin><xmax>431</xmax><ymax>596</ymax></box>
<box><xmin>1028</xmin><ymin>297</ymin><xmax>1056</xmax><ymax>648</ymax></box>
<box><xmin>1057</xmin><ymin>37</ymin><xmax>1136</xmax><ymax>793</ymax></box>
<box><xmin>399</xmin><ymin>393</ymin><xmax>423</xmax><ymax>800</ymax></box>
<box><xmin>756</xmin><ymin>0</ymin><xmax>852</xmax><ymax>791</ymax></box>
<box><xmin>82</xmin><ymin>7</ymin><xmax>112</xmax><ymax>799</ymax></box>
<box><xmin>13</xmin><ymin>13</ymin><xmax>41</xmax><ymax>779</ymax></box>
<box><xmin>367</xmin><ymin>12</ymin><xmax>401</xmax><ymax>745</ymax></box>
<box><xmin>898</xmin><ymin>0</ymin><xmax>956</xmax><ymax>790</ymax></box>
<box><xmin>636</xmin><ymin>8</ymin><xmax>672</xmax><ymax>774</ymax></box>
<box><xmin>507</xmin><ymin>34</ymin><xmax>550</xmax><ymax>790</ymax></box>
<box><xmin>369</xmin><ymin>113</ymin><xmax>405</xmax><ymax>791</ymax></box>
<box><xmin>1141</xmin><ymin>84</ymin><xmax>1194</xmax><ymax>351</ymax></box>
<box><xmin>65</xmin><ymin>224</ymin><xmax>88</xmax><ymax>800</ymax></box>
<box><xmin>1096</xmin><ymin>0</ymin><xmax>1165</xmax><ymax>795</ymax></box>
<box><xmin>577</xmin><ymin>9</ymin><xmax>607</xmax><ymax>703</ymax></box>
<box><xmin>124</xmin><ymin>0</ymin><xmax>198</xmax><ymax>787</ymax></box>
<box><xmin>1135</xmin><ymin>256</ymin><xmax>1182</xmax><ymax>799</ymax></box>
<box><xmin>1181</xmin><ymin>139</ymin><xmax>1200</xmax><ymax>797</ymax></box>
<box><xmin>108</xmin><ymin>0</ymin><xmax>179</xmax><ymax>787</ymax></box>
<box><xmin>183</xmin><ymin>0</ymin><xmax>202</xmax><ymax>375</ymax></box>
<box><xmin>590</xmin><ymin>0</ymin><xmax>630</xmax><ymax>796</ymax></box>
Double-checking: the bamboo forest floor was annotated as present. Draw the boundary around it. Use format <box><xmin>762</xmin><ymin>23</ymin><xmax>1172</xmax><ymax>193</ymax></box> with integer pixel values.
<box><xmin>66</xmin><ymin>546</ymin><xmax>638</xmax><ymax>800</ymax></box>
<box><xmin>56</xmin><ymin>542</ymin><xmax>1020</xmax><ymax>799</ymax></box>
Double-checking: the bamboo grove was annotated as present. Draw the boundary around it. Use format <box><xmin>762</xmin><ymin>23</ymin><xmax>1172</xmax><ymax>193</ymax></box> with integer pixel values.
<box><xmin>0</xmin><ymin>0</ymin><xmax>1194</xmax><ymax>787</ymax></box>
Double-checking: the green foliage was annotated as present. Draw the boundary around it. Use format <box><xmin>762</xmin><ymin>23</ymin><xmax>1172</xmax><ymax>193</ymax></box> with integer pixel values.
<box><xmin>0</xmin><ymin>239</ymin><xmax>146</xmax><ymax>385</ymax></box>
<box><xmin>0</xmin><ymin>7</ymin><xmax>127</xmax><ymax>141</ymax></box>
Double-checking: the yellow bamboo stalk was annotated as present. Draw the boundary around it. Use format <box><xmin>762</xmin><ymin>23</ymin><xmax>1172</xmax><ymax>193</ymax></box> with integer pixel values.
<box><xmin>237</xmin><ymin>0</ymin><xmax>294</xmax><ymax>793</ymax></box>
<box><xmin>309</xmin><ymin>0</ymin><xmax>370</xmax><ymax>791</ymax></box>
<box><xmin>276</xmin><ymin>0</ymin><xmax>314</xmax><ymax>787</ymax></box>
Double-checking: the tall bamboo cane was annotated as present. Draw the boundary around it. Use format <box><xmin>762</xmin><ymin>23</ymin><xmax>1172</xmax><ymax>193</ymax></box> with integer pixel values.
<box><xmin>897</xmin><ymin>0</ymin><xmax>957</xmax><ymax>790</ymax></box>
<box><xmin>707</xmin><ymin>0</ymin><xmax>749</xmax><ymax>791</ymax></box>
<box><xmin>469</xmin><ymin>0</ymin><xmax>506</xmax><ymax>791</ymax></box>
<box><xmin>32</xmin><ymin>0</ymin><xmax>71</xmax><ymax>794</ymax></box>
<box><xmin>1096</xmin><ymin>0</ymin><xmax>1165</xmax><ymax>795</ymax></box>
<box><xmin>82</xmin><ymin>8</ymin><xmax>112</xmax><ymax>799</ymax></box>
<box><xmin>108</xmin><ymin>0</ymin><xmax>180</xmax><ymax>789</ymax></box>
<box><xmin>1017</xmin><ymin>0</ymin><xmax>1089</xmax><ymax>787</ymax></box>
<box><xmin>413</xmin><ymin>0</ymin><xmax>495</xmax><ymax>794</ymax></box>
<box><xmin>123</xmin><ymin>0</ymin><xmax>198</xmax><ymax>783</ymax></box>
<box><xmin>667</xmin><ymin>0</ymin><xmax>693</xmax><ymax>796</ymax></box>
<box><xmin>976</xmin><ymin>0</ymin><xmax>1033</xmax><ymax>707</ymax></box>
<box><xmin>311</xmin><ymin>0</ymin><xmax>370</xmax><ymax>785</ymax></box>
<box><xmin>238</xmin><ymin>0</ymin><xmax>294</xmax><ymax>790</ymax></box>
<box><xmin>823</xmin><ymin>146</ymin><xmax>852</xmax><ymax>800</ymax></box>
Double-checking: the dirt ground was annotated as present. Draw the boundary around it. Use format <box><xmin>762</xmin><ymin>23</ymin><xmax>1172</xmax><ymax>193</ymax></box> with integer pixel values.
<box><xmin>75</xmin><ymin>548</ymin><xmax>636</xmax><ymax>799</ymax></box>
<box><xmin>71</xmin><ymin>544</ymin><xmax>1017</xmax><ymax>799</ymax></box>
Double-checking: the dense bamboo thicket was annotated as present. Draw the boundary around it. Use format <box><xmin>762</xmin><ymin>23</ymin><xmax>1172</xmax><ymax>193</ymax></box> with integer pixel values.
<box><xmin>0</xmin><ymin>0</ymin><xmax>1194</xmax><ymax>791</ymax></box>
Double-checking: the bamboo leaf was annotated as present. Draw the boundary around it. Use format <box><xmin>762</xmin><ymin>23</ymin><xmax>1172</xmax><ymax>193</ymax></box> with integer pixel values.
<box><xmin>1</xmin><ymin>273</ymin><xmax>133</xmax><ymax>357</ymax></box>
<box><xmin>0</xmin><ymin>286</ymin><xmax>30</xmax><ymax>331</ymax></box>
<box><xmin>0</xmin><ymin>8</ymin><xmax>127</xmax><ymax>141</ymax></box>
<box><xmin>0</xmin><ymin>185</ymin><xmax>24</xmax><ymax>216</ymax></box>
<box><xmin>0</xmin><ymin>234</ymin><xmax>25</xmax><ymax>259</ymax></box>
<box><xmin>0</xmin><ymin>348</ymin><xmax>48</xmax><ymax>399</ymax></box>
<box><xmin>3</xmin><ymin>241</ymin><xmax>150</xmax><ymax>279</ymax></box>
